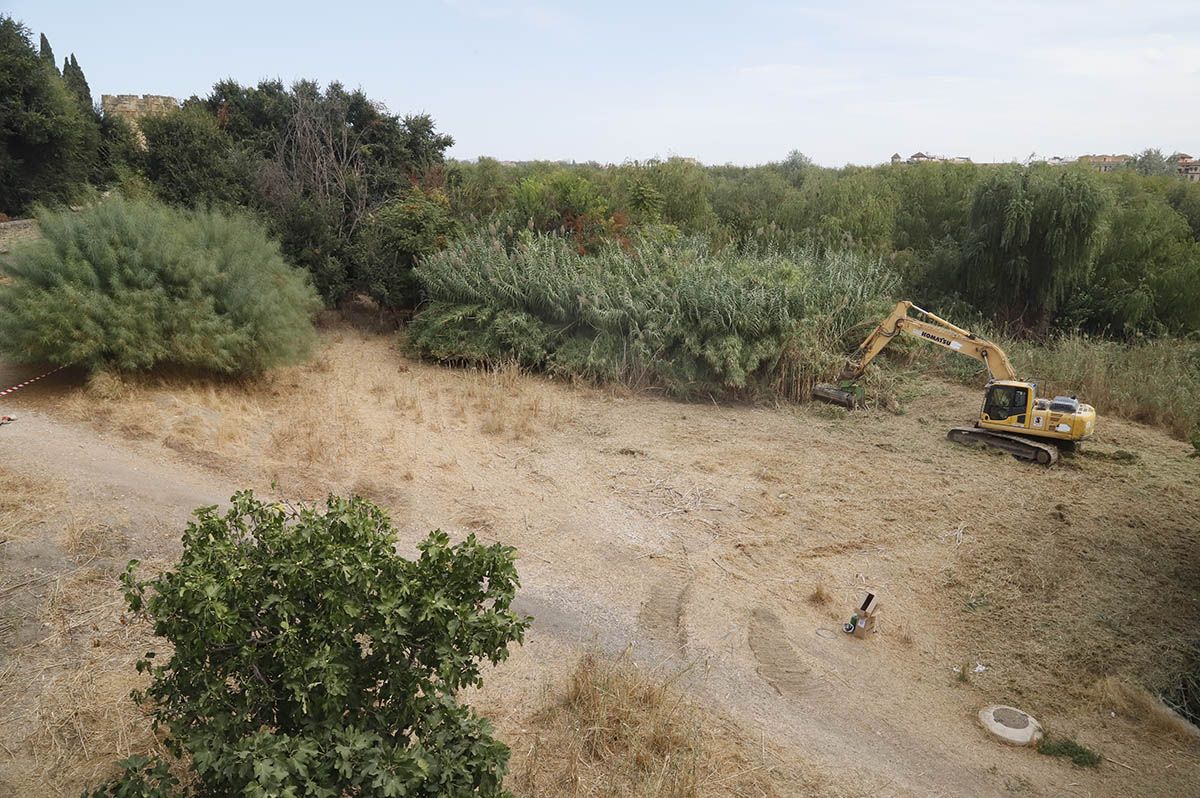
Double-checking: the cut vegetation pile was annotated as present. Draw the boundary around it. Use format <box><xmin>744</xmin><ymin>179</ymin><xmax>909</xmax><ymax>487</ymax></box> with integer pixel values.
<box><xmin>409</xmin><ymin>233</ymin><xmax>897</xmax><ymax>400</ymax></box>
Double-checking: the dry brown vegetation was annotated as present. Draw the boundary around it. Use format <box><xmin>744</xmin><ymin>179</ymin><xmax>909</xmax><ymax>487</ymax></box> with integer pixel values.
<box><xmin>0</xmin><ymin>468</ymin><xmax>169</xmax><ymax>796</ymax></box>
<box><xmin>945</xmin><ymin>468</ymin><xmax>1200</xmax><ymax>717</ymax></box>
<box><xmin>4</xmin><ymin>325</ymin><xmax>1200</xmax><ymax>797</ymax></box>
<box><xmin>58</xmin><ymin>329</ymin><xmax>575</xmax><ymax>501</ymax></box>
<box><xmin>0</xmin><ymin>466</ymin><xmax>59</xmax><ymax>549</ymax></box>
<box><xmin>504</xmin><ymin>653</ymin><xmax>803</xmax><ymax>798</ymax></box>
<box><xmin>1092</xmin><ymin>677</ymin><xmax>1200</xmax><ymax>741</ymax></box>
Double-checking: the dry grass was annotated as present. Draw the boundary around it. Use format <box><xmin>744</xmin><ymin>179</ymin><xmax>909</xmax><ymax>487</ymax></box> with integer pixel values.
<box><xmin>57</xmin><ymin>328</ymin><xmax>575</xmax><ymax>497</ymax></box>
<box><xmin>62</xmin><ymin>520</ymin><xmax>127</xmax><ymax>564</ymax></box>
<box><xmin>0</xmin><ymin>466</ymin><xmax>60</xmax><ymax>546</ymax></box>
<box><xmin>506</xmin><ymin>653</ymin><xmax>800</xmax><ymax>798</ymax></box>
<box><xmin>0</xmin><ymin>564</ymin><xmax>170</xmax><ymax>797</ymax></box>
<box><xmin>1092</xmin><ymin>677</ymin><xmax>1200</xmax><ymax>740</ymax></box>
<box><xmin>0</xmin><ymin>457</ymin><xmax>169</xmax><ymax>796</ymax></box>
<box><xmin>893</xmin><ymin>619</ymin><xmax>915</xmax><ymax>646</ymax></box>
<box><xmin>12</xmin><ymin>325</ymin><xmax>1200</xmax><ymax>796</ymax></box>
<box><xmin>947</xmin><ymin>478</ymin><xmax>1200</xmax><ymax>713</ymax></box>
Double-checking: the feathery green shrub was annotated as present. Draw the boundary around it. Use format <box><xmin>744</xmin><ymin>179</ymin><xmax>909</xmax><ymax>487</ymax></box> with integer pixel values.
<box><xmin>408</xmin><ymin>232</ymin><xmax>896</xmax><ymax>399</ymax></box>
<box><xmin>0</xmin><ymin>197</ymin><xmax>320</xmax><ymax>374</ymax></box>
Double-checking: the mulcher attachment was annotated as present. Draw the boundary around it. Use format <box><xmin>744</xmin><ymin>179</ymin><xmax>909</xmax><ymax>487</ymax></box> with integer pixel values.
<box><xmin>813</xmin><ymin>381</ymin><xmax>863</xmax><ymax>409</ymax></box>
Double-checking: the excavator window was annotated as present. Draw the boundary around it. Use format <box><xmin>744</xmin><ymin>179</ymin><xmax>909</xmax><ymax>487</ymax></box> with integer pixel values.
<box><xmin>984</xmin><ymin>385</ymin><xmax>1028</xmax><ymax>421</ymax></box>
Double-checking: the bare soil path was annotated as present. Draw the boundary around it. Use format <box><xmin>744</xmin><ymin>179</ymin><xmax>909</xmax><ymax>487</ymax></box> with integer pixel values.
<box><xmin>2</xmin><ymin>332</ymin><xmax>1198</xmax><ymax>797</ymax></box>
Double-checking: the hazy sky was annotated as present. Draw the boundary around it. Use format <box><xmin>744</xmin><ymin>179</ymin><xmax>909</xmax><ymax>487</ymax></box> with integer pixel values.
<box><xmin>9</xmin><ymin>1</ymin><xmax>1200</xmax><ymax>166</ymax></box>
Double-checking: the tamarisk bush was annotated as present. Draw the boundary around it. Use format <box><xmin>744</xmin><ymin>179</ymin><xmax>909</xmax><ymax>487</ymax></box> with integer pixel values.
<box><xmin>0</xmin><ymin>197</ymin><xmax>319</xmax><ymax>374</ymax></box>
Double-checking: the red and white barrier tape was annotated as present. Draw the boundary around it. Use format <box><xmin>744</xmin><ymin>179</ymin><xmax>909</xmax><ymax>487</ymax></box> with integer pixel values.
<box><xmin>0</xmin><ymin>364</ymin><xmax>69</xmax><ymax>398</ymax></box>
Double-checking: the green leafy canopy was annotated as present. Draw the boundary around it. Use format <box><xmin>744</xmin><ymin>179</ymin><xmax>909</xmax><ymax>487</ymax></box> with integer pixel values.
<box><xmin>91</xmin><ymin>492</ymin><xmax>530</xmax><ymax>797</ymax></box>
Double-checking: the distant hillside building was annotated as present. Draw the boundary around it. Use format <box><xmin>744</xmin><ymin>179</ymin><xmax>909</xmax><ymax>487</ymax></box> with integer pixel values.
<box><xmin>1178</xmin><ymin>154</ymin><xmax>1200</xmax><ymax>182</ymax></box>
<box><xmin>891</xmin><ymin>151</ymin><xmax>972</xmax><ymax>165</ymax></box>
<box><xmin>1079</xmin><ymin>154</ymin><xmax>1130</xmax><ymax>172</ymax></box>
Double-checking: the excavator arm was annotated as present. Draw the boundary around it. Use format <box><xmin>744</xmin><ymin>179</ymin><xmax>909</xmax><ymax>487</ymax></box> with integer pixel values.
<box><xmin>840</xmin><ymin>300</ymin><xmax>1017</xmax><ymax>382</ymax></box>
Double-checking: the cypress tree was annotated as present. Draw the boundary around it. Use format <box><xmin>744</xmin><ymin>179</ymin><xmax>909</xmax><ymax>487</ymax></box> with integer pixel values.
<box><xmin>62</xmin><ymin>53</ymin><xmax>92</xmax><ymax>109</ymax></box>
<box><xmin>0</xmin><ymin>16</ymin><xmax>95</xmax><ymax>214</ymax></box>
<box><xmin>37</xmin><ymin>31</ymin><xmax>55</xmax><ymax>72</ymax></box>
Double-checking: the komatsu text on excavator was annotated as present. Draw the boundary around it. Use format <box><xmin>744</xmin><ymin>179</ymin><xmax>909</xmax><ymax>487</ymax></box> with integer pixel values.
<box><xmin>815</xmin><ymin>301</ymin><xmax>1097</xmax><ymax>465</ymax></box>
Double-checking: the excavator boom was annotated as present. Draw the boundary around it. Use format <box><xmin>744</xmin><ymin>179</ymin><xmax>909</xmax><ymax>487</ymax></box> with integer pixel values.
<box><xmin>842</xmin><ymin>301</ymin><xmax>1017</xmax><ymax>382</ymax></box>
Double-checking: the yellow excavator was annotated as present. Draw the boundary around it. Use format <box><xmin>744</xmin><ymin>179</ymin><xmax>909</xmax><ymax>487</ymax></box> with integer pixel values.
<box><xmin>815</xmin><ymin>301</ymin><xmax>1097</xmax><ymax>465</ymax></box>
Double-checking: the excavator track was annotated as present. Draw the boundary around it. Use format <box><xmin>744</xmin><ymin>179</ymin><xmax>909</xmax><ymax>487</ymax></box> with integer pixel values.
<box><xmin>946</xmin><ymin>427</ymin><xmax>1060</xmax><ymax>465</ymax></box>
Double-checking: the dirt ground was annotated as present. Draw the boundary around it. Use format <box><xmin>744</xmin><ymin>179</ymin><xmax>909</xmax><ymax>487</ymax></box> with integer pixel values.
<box><xmin>2</xmin><ymin>324</ymin><xmax>1199</xmax><ymax>797</ymax></box>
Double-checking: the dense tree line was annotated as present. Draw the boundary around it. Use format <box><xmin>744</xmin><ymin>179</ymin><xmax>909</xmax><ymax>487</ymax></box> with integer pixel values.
<box><xmin>5</xmin><ymin>13</ymin><xmax>1198</xmax><ymax>338</ymax></box>
<box><xmin>1</xmin><ymin>14</ymin><xmax>458</xmax><ymax>309</ymax></box>
<box><xmin>0</xmin><ymin>17</ymin><xmax>138</xmax><ymax>214</ymax></box>
<box><xmin>446</xmin><ymin>155</ymin><xmax>1200</xmax><ymax>338</ymax></box>
<box><xmin>134</xmin><ymin>79</ymin><xmax>458</xmax><ymax>305</ymax></box>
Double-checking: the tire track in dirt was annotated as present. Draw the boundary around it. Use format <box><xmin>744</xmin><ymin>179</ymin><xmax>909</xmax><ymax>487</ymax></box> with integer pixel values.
<box><xmin>749</xmin><ymin>606</ymin><xmax>813</xmax><ymax>698</ymax></box>
<box><xmin>637</xmin><ymin>573</ymin><xmax>690</xmax><ymax>655</ymax></box>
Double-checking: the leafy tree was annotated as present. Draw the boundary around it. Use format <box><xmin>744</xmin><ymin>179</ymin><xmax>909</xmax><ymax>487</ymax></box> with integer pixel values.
<box><xmin>37</xmin><ymin>31</ymin><xmax>54</xmax><ymax>71</ymax></box>
<box><xmin>0</xmin><ymin>197</ymin><xmax>320</xmax><ymax>374</ymax></box>
<box><xmin>90</xmin><ymin>492</ymin><xmax>529</xmax><ymax>797</ymax></box>
<box><xmin>203</xmin><ymin>78</ymin><xmax>293</xmax><ymax>156</ymax></box>
<box><xmin>1165</xmin><ymin>180</ymin><xmax>1200</xmax><ymax>242</ymax></box>
<box><xmin>774</xmin><ymin>150</ymin><xmax>814</xmax><ymax>188</ymax></box>
<box><xmin>398</xmin><ymin>113</ymin><xmax>456</xmax><ymax>180</ymax></box>
<box><xmin>511</xmin><ymin>170</ymin><xmax>607</xmax><ymax>232</ymax></box>
<box><xmin>885</xmin><ymin>160</ymin><xmax>979</xmax><ymax>252</ymax></box>
<box><xmin>354</xmin><ymin>188</ymin><xmax>461</xmax><ymax>309</ymax></box>
<box><xmin>1061</xmin><ymin>172</ymin><xmax>1200</xmax><ymax>335</ymax></box>
<box><xmin>710</xmin><ymin>166</ymin><xmax>791</xmax><ymax>235</ymax></box>
<box><xmin>186</xmin><ymin>79</ymin><xmax>457</xmax><ymax>301</ymax></box>
<box><xmin>626</xmin><ymin>175</ymin><xmax>665</xmax><ymax>224</ymax></box>
<box><xmin>93</xmin><ymin>113</ymin><xmax>143</xmax><ymax>186</ymax></box>
<box><xmin>86</xmin><ymin>756</ymin><xmax>180</xmax><ymax>798</ymax></box>
<box><xmin>61</xmin><ymin>52</ymin><xmax>92</xmax><ymax>109</ymax></box>
<box><xmin>647</xmin><ymin>157</ymin><xmax>715</xmax><ymax>232</ymax></box>
<box><xmin>446</xmin><ymin>157</ymin><xmax>514</xmax><ymax>219</ymax></box>
<box><xmin>962</xmin><ymin>166</ymin><xmax>1108</xmax><ymax>329</ymax></box>
<box><xmin>140</xmin><ymin>106</ymin><xmax>246</xmax><ymax>208</ymax></box>
<box><xmin>786</xmin><ymin>169</ymin><xmax>898</xmax><ymax>256</ymax></box>
<box><xmin>0</xmin><ymin>15</ymin><xmax>96</xmax><ymax>214</ymax></box>
<box><xmin>1129</xmin><ymin>148</ymin><xmax>1176</xmax><ymax>177</ymax></box>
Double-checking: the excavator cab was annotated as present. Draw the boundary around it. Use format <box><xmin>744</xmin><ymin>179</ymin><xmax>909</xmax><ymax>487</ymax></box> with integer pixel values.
<box><xmin>980</xmin><ymin>381</ymin><xmax>1033</xmax><ymax>426</ymax></box>
<box><xmin>977</xmin><ymin>379</ymin><xmax>1096</xmax><ymax>444</ymax></box>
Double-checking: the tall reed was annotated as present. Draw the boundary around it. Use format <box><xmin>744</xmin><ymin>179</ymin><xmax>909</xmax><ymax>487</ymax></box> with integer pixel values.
<box><xmin>409</xmin><ymin>233</ymin><xmax>897</xmax><ymax>400</ymax></box>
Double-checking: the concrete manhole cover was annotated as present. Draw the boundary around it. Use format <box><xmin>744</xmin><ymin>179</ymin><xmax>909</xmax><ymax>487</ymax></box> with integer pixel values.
<box><xmin>979</xmin><ymin>704</ymin><xmax>1043</xmax><ymax>746</ymax></box>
